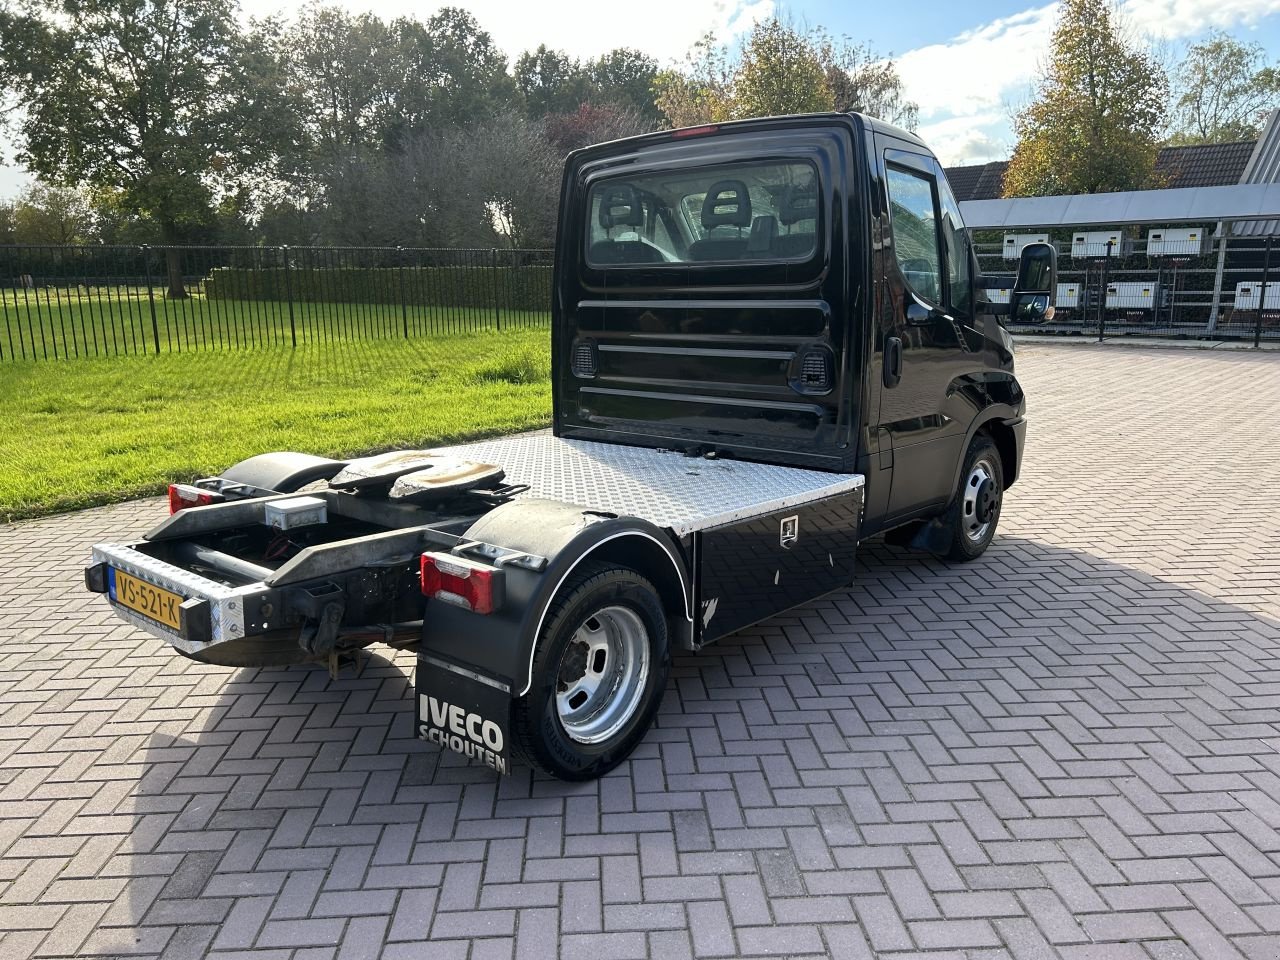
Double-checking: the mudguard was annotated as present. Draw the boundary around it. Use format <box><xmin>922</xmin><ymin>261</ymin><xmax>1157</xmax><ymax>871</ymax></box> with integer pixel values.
<box><xmin>416</xmin><ymin>498</ymin><xmax>693</xmax><ymax>699</ymax></box>
<box><xmin>220</xmin><ymin>451</ymin><xmax>349</xmax><ymax>494</ymax></box>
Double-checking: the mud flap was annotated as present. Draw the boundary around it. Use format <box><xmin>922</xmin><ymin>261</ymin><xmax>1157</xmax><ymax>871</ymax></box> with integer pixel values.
<box><xmin>415</xmin><ymin>653</ymin><xmax>513</xmax><ymax>775</ymax></box>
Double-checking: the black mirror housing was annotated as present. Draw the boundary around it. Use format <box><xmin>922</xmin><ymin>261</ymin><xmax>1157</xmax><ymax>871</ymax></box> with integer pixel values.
<box><xmin>1010</xmin><ymin>241</ymin><xmax>1057</xmax><ymax>323</ymax></box>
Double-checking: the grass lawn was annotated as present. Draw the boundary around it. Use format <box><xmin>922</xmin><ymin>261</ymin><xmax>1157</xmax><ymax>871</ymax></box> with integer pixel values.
<box><xmin>1</xmin><ymin>328</ymin><xmax>554</xmax><ymax>521</ymax></box>
<box><xmin>1</xmin><ymin>289</ymin><xmax>546</xmax><ymax>360</ymax></box>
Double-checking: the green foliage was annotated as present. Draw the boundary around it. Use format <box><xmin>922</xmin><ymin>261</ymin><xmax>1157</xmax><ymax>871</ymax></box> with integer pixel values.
<box><xmin>516</xmin><ymin>45</ymin><xmax>595</xmax><ymax>117</ymax></box>
<box><xmin>734</xmin><ymin>19</ymin><xmax>831</xmax><ymax>119</ymax></box>
<box><xmin>586</xmin><ymin>48</ymin><xmax>662</xmax><ymax>123</ymax></box>
<box><xmin>654</xmin><ymin>18</ymin><xmax>918</xmax><ymax>130</ymax></box>
<box><xmin>1170</xmin><ymin>31</ymin><xmax>1280</xmax><ymax>144</ymax></box>
<box><xmin>0</xmin><ymin>330</ymin><xmax>552</xmax><ymax>520</ymax></box>
<box><xmin>203</xmin><ymin>266</ymin><xmax>552</xmax><ymax>311</ymax></box>
<box><xmin>1004</xmin><ymin>0</ymin><xmax>1168</xmax><ymax>197</ymax></box>
<box><xmin>0</xmin><ymin>0</ymin><xmax>292</xmax><ymax>241</ymax></box>
<box><xmin>515</xmin><ymin>45</ymin><xmax>660</xmax><ymax>121</ymax></box>
<box><xmin>11</xmin><ymin>184</ymin><xmax>94</xmax><ymax>245</ymax></box>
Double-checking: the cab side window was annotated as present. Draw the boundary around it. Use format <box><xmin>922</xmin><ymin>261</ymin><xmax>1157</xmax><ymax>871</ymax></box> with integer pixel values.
<box><xmin>885</xmin><ymin>166</ymin><xmax>942</xmax><ymax>303</ymax></box>
<box><xmin>937</xmin><ymin>174</ymin><xmax>972</xmax><ymax>315</ymax></box>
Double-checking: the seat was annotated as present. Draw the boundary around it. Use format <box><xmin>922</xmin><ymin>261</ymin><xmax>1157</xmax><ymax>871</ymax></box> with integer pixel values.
<box><xmin>746</xmin><ymin>215</ymin><xmax>778</xmax><ymax>256</ymax></box>
<box><xmin>688</xmin><ymin>179</ymin><xmax>752</xmax><ymax>261</ymax></box>
<box><xmin>590</xmin><ymin>184</ymin><xmax>664</xmax><ymax>264</ymax></box>
<box><xmin>773</xmin><ymin>183</ymin><xmax>818</xmax><ymax>259</ymax></box>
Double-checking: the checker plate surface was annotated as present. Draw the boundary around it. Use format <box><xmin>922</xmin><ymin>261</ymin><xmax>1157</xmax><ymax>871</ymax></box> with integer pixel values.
<box><xmin>434</xmin><ymin>434</ymin><xmax>863</xmax><ymax>535</ymax></box>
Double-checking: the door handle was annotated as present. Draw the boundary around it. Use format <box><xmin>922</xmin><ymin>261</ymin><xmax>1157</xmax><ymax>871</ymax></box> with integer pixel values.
<box><xmin>884</xmin><ymin>336</ymin><xmax>902</xmax><ymax>388</ymax></box>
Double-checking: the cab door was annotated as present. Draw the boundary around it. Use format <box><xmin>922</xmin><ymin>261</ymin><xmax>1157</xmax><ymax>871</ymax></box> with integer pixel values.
<box><xmin>876</xmin><ymin>145</ymin><xmax>976</xmax><ymax>520</ymax></box>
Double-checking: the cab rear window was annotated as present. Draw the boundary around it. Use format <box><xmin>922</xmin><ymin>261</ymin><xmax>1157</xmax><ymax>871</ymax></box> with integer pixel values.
<box><xmin>586</xmin><ymin>160</ymin><xmax>818</xmax><ymax>267</ymax></box>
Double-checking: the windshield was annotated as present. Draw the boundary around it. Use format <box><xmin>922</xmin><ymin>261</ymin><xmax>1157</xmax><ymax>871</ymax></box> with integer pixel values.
<box><xmin>585</xmin><ymin>159</ymin><xmax>818</xmax><ymax>267</ymax></box>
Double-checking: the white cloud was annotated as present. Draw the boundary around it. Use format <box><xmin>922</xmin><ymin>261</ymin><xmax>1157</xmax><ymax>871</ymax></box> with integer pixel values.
<box><xmin>251</xmin><ymin>0</ymin><xmax>774</xmax><ymax>63</ymax></box>
<box><xmin>895</xmin><ymin>0</ymin><xmax>1280</xmax><ymax>164</ymax></box>
<box><xmin>917</xmin><ymin>113</ymin><xmax>1011</xmax><ymax>166</ymax></box>
<box><xmin>1121</xmin><ymin>0</ymin><xmax>1280</xmax><ymax>37</ymax></box>
<box><xmin>895</xmin><ymin>4</ymin><xmax>1057</xmax><ymax>123</ymax></box>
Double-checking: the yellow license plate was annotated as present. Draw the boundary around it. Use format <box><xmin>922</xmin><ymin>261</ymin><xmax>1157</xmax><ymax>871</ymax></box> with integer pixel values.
<box><xmin>111</xmin><ymin>569</ymin><xmax>183</xmax><ymax>631</ymax></box>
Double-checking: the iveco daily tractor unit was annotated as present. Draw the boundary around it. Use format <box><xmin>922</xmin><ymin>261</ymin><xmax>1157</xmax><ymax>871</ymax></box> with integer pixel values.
<box><xmin>86</xmin><ymin>112</ymin><xmax>1057</xmax><ymax>780</ymax></box>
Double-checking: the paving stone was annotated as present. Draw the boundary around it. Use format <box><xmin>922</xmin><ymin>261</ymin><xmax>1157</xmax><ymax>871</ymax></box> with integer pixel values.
<box><xmin>2</xmin><ymin>345</ymin><xmax>1280</xmax><ymax>958</ymax></box>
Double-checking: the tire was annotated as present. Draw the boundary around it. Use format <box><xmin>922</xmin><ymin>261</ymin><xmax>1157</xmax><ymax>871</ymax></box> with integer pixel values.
<box><xmin>942</xmin><ymin>433</ymin><xmax>1004</xmax><ymax>562</ymax></box>
<box><xmin>514</xmin><ymin>562</ymin><xmax>670</xmax><ymax>781</ymax></box>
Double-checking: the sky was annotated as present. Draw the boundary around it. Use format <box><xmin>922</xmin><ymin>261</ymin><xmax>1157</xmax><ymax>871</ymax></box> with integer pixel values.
<box><xmin>4</xmin><ymin>0</ymin><xmax>1280</xmax><ymax>195</ymax></box>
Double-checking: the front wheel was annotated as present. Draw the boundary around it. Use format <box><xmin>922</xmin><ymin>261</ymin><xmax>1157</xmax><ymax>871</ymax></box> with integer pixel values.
<box><xmin>514</xmin><ymin>562</ymin><xmax>670</xmax><ymax>780</ymax></box>
<box><xmin>941</xmin><ymin>434</ymin><xmax>1004</xmax><ymax>562</ymax></box>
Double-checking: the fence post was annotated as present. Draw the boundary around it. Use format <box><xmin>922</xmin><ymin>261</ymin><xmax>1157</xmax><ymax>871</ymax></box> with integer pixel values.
<box><xmin>1097</xmin><ymin>240</ymin><xmax>1112</xmax><ymax>342</ymax></box>
<box><xmin>283</xmin><ymin>246</ymin><xmax>297</xmax><ymax>348</ymax></box>
<box><xmin>142</xmin><ymin>245</ymin><xmax>161</xmax><ymax>355</ymax></box>
<box><xmin>1257</xmin><ymin>237</ymin><xmax>1272</xmax><ymax>350</ymax></box>
<box><xmin>490</xmin><ymin>247</ymin><xmax>502</xmax><ymax>332</ymax></box>
<box><xmin>398</xmin><ymin>246</ymin><xmax>408</xmax><ymax>339</ymax></box>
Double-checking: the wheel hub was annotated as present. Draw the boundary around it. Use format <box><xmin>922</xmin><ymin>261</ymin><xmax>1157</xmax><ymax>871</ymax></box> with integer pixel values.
<box><xmin>557</xmin><ymin>640</ymin><xmax>590</xmax><ymax>688</ymax></box>
<box><xmin>975</xmin><ymin>478</ymin><xmax>997</xmax><ymax>523</ymax></box>
<box><xmin>554</xmin><ymin>606</ymin><xmax>650</xmax><ymax>745</ymax></box>
<box><xmin>961</xmin><ymin>458</ymin><xmax>999</xmax><ymax>544</ymax></box>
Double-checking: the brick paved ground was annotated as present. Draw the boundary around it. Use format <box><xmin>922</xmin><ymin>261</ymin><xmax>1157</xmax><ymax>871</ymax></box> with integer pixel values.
<box><xmin>2</xmin><ymin>343</ymin><xmax>1280</xmax><ymax>959</ymax></box>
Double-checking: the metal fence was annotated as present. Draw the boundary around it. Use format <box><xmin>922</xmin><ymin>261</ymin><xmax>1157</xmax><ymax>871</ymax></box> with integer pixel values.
<box><xmin>0</xmin><ymin>245</ymin><xmax>554</xmax><ymax>362</ymax></box>
<box><xmin>980</xmin><ymin>234</ymin><xmax>1280</xmax><ymax>344</ymax></box>
<box><xmin>8</xmin><ymin>235</ymin><xmax>1278</xmax><ymax>363</ymax></box>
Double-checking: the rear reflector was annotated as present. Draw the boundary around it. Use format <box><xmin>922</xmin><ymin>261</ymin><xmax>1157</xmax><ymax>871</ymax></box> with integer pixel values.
<box><xmin>168</xmin><ymin>483</ymin><xmax>221</xmax><ymax>514</ymax></box>
<box><xmin>673</xmin><ymin>124</ymin><xmax>719</xmax><ymax>138</ymax></box>
<box><xmin>421</xmin><ymin>552</ymin><xmax>505</xmax><ymax>615</ymax></box>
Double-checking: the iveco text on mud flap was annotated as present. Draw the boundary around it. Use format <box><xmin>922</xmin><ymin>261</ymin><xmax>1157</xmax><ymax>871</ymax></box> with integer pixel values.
<box><xmin>416</xmin><ymin>654</ymin><xmax>512</xmax><ymax>775</ymax></box>
<box><xmin>85</xmin><ymin>112</ymin><xmax>1055</xmax><ymax>780</ymax></box>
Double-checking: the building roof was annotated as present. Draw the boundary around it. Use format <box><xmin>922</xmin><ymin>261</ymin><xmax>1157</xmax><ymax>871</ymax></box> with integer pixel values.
<box><xmin>944</xmin><ymin>140</ymin><xmax>1259</xmax><ymax>202</ymax></box>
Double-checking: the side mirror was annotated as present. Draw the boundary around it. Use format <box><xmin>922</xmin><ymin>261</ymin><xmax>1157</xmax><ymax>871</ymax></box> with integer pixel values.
<box><xmin>1010</xmin><ymin>242</ymin><xmax>1057</xmax><ymax>323</ymax></box>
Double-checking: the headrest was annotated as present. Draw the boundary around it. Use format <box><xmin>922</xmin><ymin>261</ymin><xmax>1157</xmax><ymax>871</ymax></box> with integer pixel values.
<box><xmin>598</xmin><ymin>184</ymin><xmax>644</xmax><ymax>229</ymax></box>
<box><xmin>778</xmin><ymin>184</ymin><xmax>818</xmax><ymax>226</ymax></box>
<box><xmin>701</xmin><ymin>180</ymin><xmax>752</xmax><ymax>230</ymax></box>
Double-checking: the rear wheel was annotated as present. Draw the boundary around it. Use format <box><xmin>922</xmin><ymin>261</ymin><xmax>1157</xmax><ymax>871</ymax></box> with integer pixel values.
<box><xmin>514</xmin><ymin>563</ymin><xmax>670</xmax><ymax>780</ymax></box>
<box><xmin>942</xmin><ymin>434</ymin><xmax>1004</xmax><ymax>562</ymax></box>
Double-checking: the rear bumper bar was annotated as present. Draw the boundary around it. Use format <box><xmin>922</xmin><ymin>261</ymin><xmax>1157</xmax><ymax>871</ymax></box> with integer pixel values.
<box><xmin>87</xmin><ymin>543</ymin><xmax>271</xmax><ymax>656</ymax></box>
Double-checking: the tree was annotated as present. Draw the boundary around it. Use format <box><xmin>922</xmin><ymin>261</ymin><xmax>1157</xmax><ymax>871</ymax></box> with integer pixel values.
<box><xmin>12</xmin><ymin>183</ymin><xmax>94</xmax><ymax>245</ymax></box>
<box><xmin>653</xmin><ymin>35</ymin><xmax>735</xmax><ymax>128</ymax></box>
<box><xmin>654</xmin><ymin>19</ymin><xmax>918</xmax><ymax>130</ymax></box>
<box><xmin>0</xmin><ymin>0</ymin><xmax>293</xmax><ymax>296</ymax></box>
<box><xmin>733</xmin><ymin>19</ymin><xmax>831</xmax><ymax>119</ymax></box>
<box><xmin>0</xmin><ymin>200</ymin><xmax>16</xmax><ymax>245</ymax></box>
<box><xmin>586</xmin><ymin>49</ymin><xmax>661</xmax><ymax>124</ymax></box>
<box><xmin>515</xmin><ymin>46</ymin><xmax>592</xmax><ymax>118</ymax></box>
<box><xmin>544</xmin><ymin>103</ymin><xmax>650</xmax><ymax>155</ymax></box>
<box><xmin>1170</xmin><ymin>31</ymin><xmax>1280</xmax><ymax>144</ymax></box>
<box><xmin>452</xmin><ymin>113</ymin><xmax>560</xmax><ymax>248</ymax></box>
<box><xmin>815</xmin><ymin>38</ymin><xmax>918</xmax><ymax>130</ymax></box>
<box><xmin>1004</xmin><ymin>0</ymin><xmax>1168</xmax><ymax>197</ymax></box>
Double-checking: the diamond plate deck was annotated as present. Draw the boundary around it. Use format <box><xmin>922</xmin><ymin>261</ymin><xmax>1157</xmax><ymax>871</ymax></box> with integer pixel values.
<box><xmin>434</xmin><ymin>434</ymin><xmax>864</xmax><ymax>536</ymax></box>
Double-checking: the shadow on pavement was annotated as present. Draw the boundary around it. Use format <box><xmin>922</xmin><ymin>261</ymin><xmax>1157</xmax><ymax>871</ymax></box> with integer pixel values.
<box><xmin>96</xmin><ymin>535</ymin><xmax>1280</xmax><ymax>956</ymax></box>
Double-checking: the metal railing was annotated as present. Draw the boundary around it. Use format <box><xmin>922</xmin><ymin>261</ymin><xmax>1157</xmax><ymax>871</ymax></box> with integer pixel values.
<box><xmin>0</xmin><ymin>245</ymin><xmax>554</xmax><ymax>362</ymax></box>
<box><xmin>978</xmin><ymin>235</ymin><xmax>1280</xmax><ymax>344</ymax></box>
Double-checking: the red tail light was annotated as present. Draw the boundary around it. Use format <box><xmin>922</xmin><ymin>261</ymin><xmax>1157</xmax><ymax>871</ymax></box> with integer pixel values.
<box><xmin>672</xmin><ymin>124</ymin><xmax>719</xmax><ymax>138</ymax></box>
<box><xmin>420</xmin><ymin>552</ymin><xmax>503</xmax><ymax>614</ymax></box>
<box><xmin>168</xmin><ymin>483</ymin><xmax>220</xmax><ymax>514</ymax></box>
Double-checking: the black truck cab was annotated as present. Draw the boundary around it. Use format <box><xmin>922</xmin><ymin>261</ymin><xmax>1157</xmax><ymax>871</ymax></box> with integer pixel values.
<box><xmin>554</xmin><ymin>112</ymin><xmax>1028</xmax><ymax>549</ymax></box>
<box><xmin>86</xmin><ymin>113</ymin><xmax>1055</xmax><ymax>782</ymax></box>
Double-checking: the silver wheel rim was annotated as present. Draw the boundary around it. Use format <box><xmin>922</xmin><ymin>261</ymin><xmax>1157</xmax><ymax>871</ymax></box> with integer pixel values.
<box><xmin>555</xmin><ymin>605</ymin><xmax>650</xmax><ymax>744</ymax></box>
<box><xmin>962</xmin><ymin>458</ymin><xmax>999</xmax><ymax>544</ymax></box>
